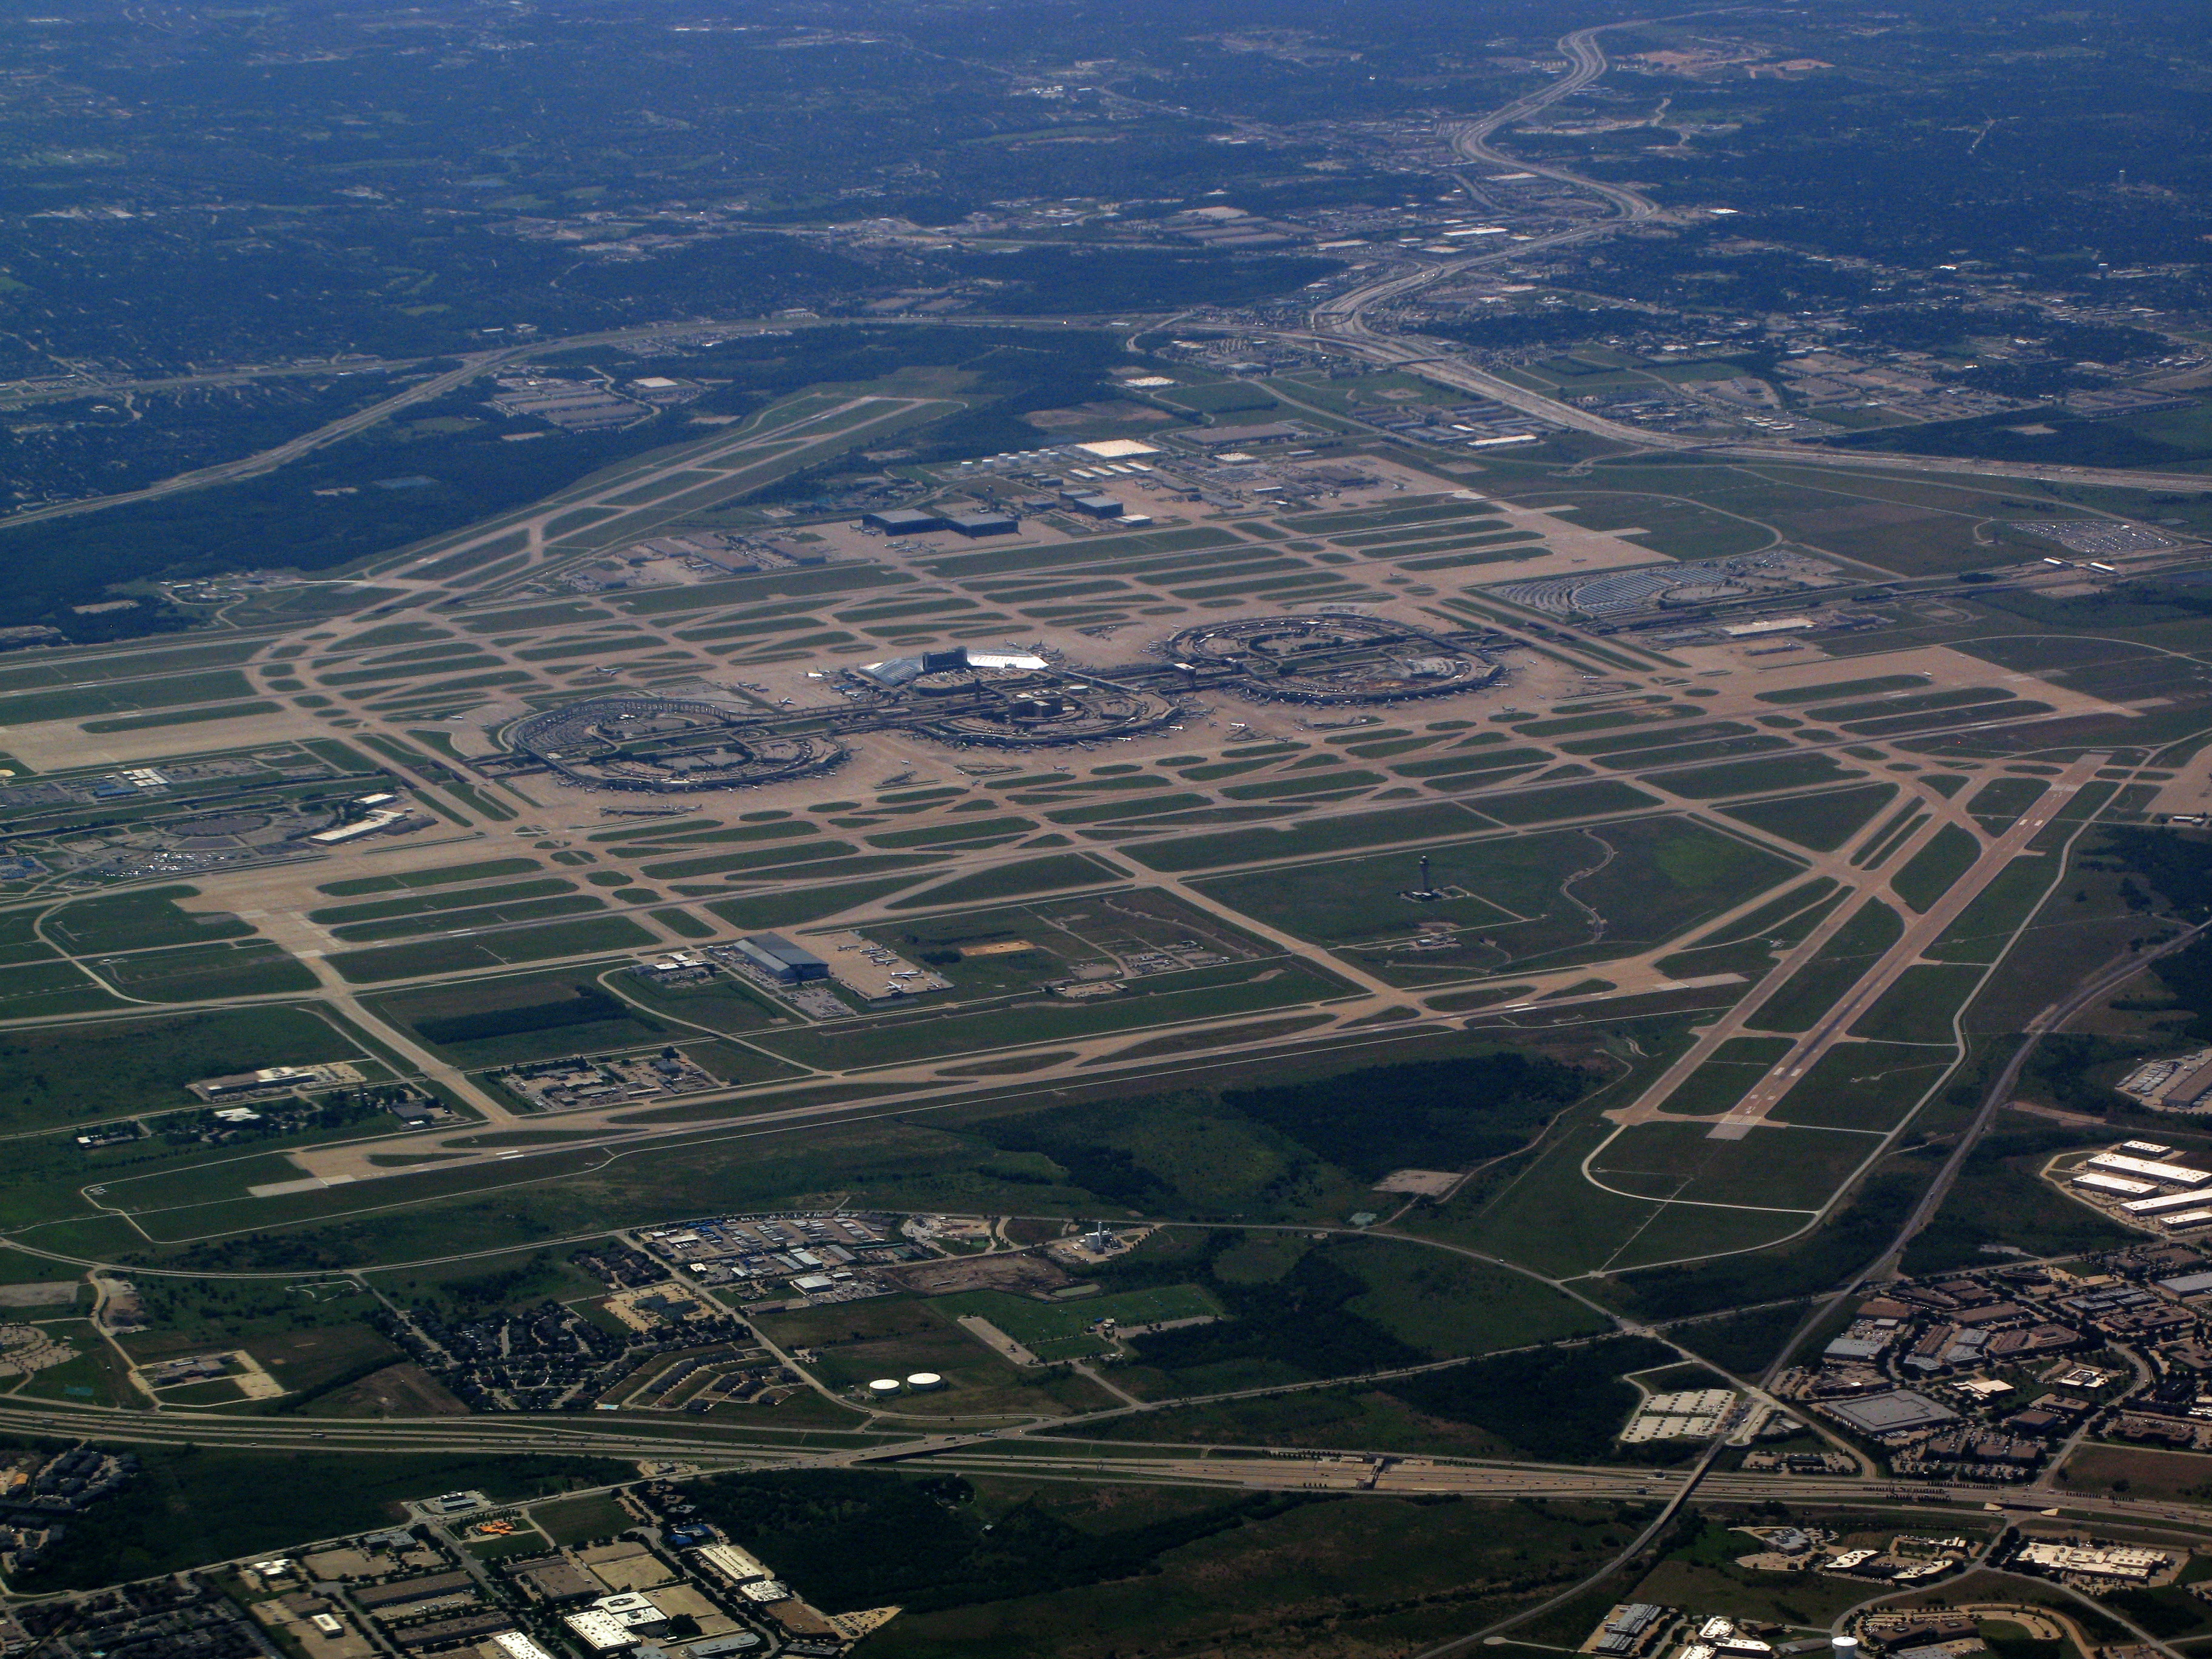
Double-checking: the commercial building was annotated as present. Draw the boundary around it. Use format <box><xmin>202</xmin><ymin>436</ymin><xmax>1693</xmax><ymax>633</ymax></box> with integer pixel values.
<box><xmin>1590</xmin><ymin>1603</ymin><xmax>1666</xmax><ymax>1657</ymax></box>
<box><xmin>731</xmin><ymin>934</ymin><xmax>829</xmax><ymax>985</ymax></box>
<box><xmin>564</xmin><ymin>1596</ymin><xmax>669</xmax><ymax>1652</ymax></box>
<box><xmin>491</xmin><ymin>1635</ymin><xmax>560</xmax><ymax>1659</ymax></box>
<box><xmin>189</xmin><ymin>1062</ymin><xmax>360</xmax><ymax>1102</ymax></box>
<box><xmin>565</xmin><ymin>1612</ymin><xmax>640</xmax><ymax>1652</ymax></box>
<box><xmin>2014</xmin><ymin>1542</ymin><xmax>2168</xmax><ymax>1582</ymax></box>
<box><xmin>1821</xmin><ymin>1390</ymin><xmax>1959</xmax><ymax>1438</ymax></box>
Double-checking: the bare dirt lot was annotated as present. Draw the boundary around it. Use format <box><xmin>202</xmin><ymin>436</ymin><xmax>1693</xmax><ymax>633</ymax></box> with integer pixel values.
<box><xmin>887</xmin><ymin>1252</ymin><xmax>1073</xmax><ymax>1297</ymax></box>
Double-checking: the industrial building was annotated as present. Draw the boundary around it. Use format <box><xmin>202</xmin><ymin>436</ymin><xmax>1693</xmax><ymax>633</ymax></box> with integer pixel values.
<box><xmin>731</xmin><ymin>934</ymin><xmax>830</xmax><ymax>985</ymax></box>
<box><xmin>2089</xmin><ymin>1153</ymin><xmax>2210</xmax><ymax>1186</ymax></box>
<box><xmin>2074</xmin><ymin>1171</ymin><xmax>2159</xmax><ymax>1198</ymax></box>
<box><xmin>1589</xmin><ymin>1603</ymin><xmax>1667</xmax><ymax>1657</ymax></box>
<box><xmin>860</xmin><ymin>508</ymin><xmax>943</xmax><ymax>534</ymax></box>
<box><xmin>2120</xmin><ymin>1190</ymin><xmax>2212</xmax><ymax>1216</ymax></box>
<box><xmin>1182</xmin><ymin>421</ymin><xmax>1309</xmax><ymax>447</ymax></box>
<box><xmin>351</xmin><ymin>1571</ymin><xmax>478</xmax><ymax>1611</ymax></box>
<box><xmin>512</xmin><ymin>1558</ymin><xmax>600</xmax><ymax>1603</ymax></box>
<box><xmin>943</xmin><ymin>511</ymin><xmax>1019</xmax><ymax>537</ymax></box>
<box><xmin>1066</xmin><ymin>493</ymin><xmax>1125</xmax><ymax>517</ymax></box>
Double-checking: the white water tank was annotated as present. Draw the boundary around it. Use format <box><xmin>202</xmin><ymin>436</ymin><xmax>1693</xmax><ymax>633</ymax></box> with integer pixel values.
<box><xmin>906</xmin><ymin>1372</ymin><xmax>945</xmax><ymax>1392</ymax></box>
<box><xmin>866</xmin><ymin>1378</ymin><xmax>902</xmax><ymax>1398</ymax></box>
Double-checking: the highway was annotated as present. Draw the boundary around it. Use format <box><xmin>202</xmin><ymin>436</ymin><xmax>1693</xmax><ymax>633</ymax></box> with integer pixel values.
<box><xmin>2</xmin><ymin>1390</ymin><xmax>2211</xmax><ymax>1542</ymax></box>
<box><xmin>1289</xmin><ymin>22</ymin><xmax>2212</xmax><ymax>494</ymax></box>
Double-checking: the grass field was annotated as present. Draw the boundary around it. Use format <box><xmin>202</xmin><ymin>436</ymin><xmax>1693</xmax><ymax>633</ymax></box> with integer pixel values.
<box><xmin>1768</xmin><ymin>1041</ymin><xmax>1951</xmax><ymax>1131</ymax></box>
<box><xmin>1889</xmin><ymin>824</ymin><xmax>1982</xmax><ymax>913</ymax></box>
<box><xmin>1589</xmin><ymin>1121</ymin><xmax>1871</xmax><ymax>1212</ymax></box>
<box><xmin>1193</xmin><ymin>816</ymin><xmax>1796</xmax><ymax>972</ymax></box>
<box><xmin>934</xmin><ymin>1284</ymin><xmax>1223</xmax><ymax>1361</ymax></box>
<box><xmin>100</xmin><ymin>942</ymin><xmax>319</xmax><ymax>1001</ymax></box>
<box><xmin>532</xmin><ymin>1491</ymin><xmax>634</xmax><ymax>1546</ymax></box>
<box><xmin>45</xmin><ymin>888</ymin><xmax>253</xmax><ymax>953</ymax></box>
<box><xmin>1653</xmin><ymin>1037</ymin><xmax>1796</xmax><ymax>1116</ymax></box>
<box><xmin>1462</xmin><ymin>780</ymin><xmax>1661</xmax><ymax>825</ymax></box>
<box><xmin>1660</xmin><ymin>753</ymin><xmax>1865</xmax><ymax>799</ymax></box>
<box><xmin>748</xmin><ymin>957</ymin><xmax>1349</xmax><ymax>1070</ymax></box>
<box><xmin>0</xmin><ymin>669</ymin><xmax>258</xmax><ymax>726</ymax></box>
<box><xmin>1720</xmin><ymin>783</ymin><xmax>1897</xmax><ymax>853</ymax></box>
<box><xmin>318</xmin><ymin>858</ymin><xmax>545</xmax><ymax>898</ymax></box>
<box><xmin>1848</xmin><ymin>962</ymin><xmax>1983</xmax><ymax>1045</ymax></box>
<box><xmin>1924</xmin><ymin>856</ymin><xmax>2057</xmax><ymax>964</ymax></box>
<box><xmin>0</xmin><ymin>1007</ymin><xmax>363</xmax><ymax>1134</ymax></box>
<box><xmin>1744</xmin><ymin>900</ymin><xmax>1903</xmax><ymax>1032</ymax></box>
<box><xmin>326</xmin><ymin>916</ymin><xmax>659</xmax><ymax>983</ymax></box>
<box><xmin>1121</xmin><ymin>802</ymin><xmax>1478</xmax><ymax>873</ymax></box>
<box><xmin>884</xmin><ymin>853</ymin><xmax>1126</xmax><ymax>910</ymax></box>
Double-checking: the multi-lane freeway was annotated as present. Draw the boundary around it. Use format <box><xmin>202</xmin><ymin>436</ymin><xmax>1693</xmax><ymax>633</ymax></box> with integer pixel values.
<box><xmin>1292</xmin><ymin>22</ymin><xmax>2212</xmax><ymax>494</ymax></box>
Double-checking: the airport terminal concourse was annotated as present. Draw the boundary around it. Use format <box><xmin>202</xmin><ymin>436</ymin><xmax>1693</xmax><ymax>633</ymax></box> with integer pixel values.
<box><xmin>504</xmin><ymin>699</ymin><xmax>846</xmax><ymax>792</ymax></box>
<box><xmin>1162</xmin><ymin>613</ymin><xmax>1501</xmax><ymax>705</ymax></box>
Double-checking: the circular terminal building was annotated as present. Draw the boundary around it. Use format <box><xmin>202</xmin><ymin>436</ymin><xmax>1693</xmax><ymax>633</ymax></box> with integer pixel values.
<box><xmin>848</xmin><ymin>646</ymin><xmax>1182</xmax><ymax>749</ymax></box>
<box><xmin>1161</xmin><ymin>614</ymin><xmax>1500</xmax><ymax>705</ymax></box>
<box><xmin>506</xmin><ymin>697</ymin><xmax>845</xmax><ymax>792</ymax></box>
